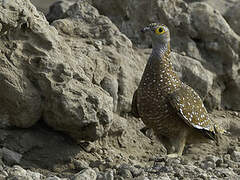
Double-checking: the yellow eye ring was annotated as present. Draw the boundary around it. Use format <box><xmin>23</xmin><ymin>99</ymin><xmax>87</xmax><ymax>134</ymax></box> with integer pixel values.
<box><xmin>155</xmin><ymin>26</ymin><xmax>165</xmax><ymax>35</ymax></box>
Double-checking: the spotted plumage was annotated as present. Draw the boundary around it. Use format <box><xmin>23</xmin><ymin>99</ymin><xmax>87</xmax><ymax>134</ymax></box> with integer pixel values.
<box><xmin>132</xmin><ymin>23</ymin><xmax>225</xmax><ymax>156</ymax></box>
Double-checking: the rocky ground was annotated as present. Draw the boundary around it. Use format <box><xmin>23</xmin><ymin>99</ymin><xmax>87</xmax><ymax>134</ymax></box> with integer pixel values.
<box><xmin>0</xmin><ymin>111</ymin><xmax>239</xmax><ymax>179</ymax></box>
<box><xmin>0</xmin><ymin>0</ymin><xmax>240</xmax><ymax>179</ymax></box>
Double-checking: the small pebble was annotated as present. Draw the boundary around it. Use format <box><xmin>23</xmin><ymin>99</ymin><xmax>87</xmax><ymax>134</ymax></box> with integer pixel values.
<box><xmin>231</xmin><ymin>151</ymin><xmax>240</xmax><ymax>162</ymax></box>
<box><xmin>233</xmin><ymin>112</ymin><xmax>238</xmax><ymax>116</ymax></box>
<box><xmin>72</xmin><ymin>168</ymin><xmax>97</xmax><ymax>180</ymax></box>
<box><xmin>73</xmin><ymin>159</ymin><xmax>89</xmax><ymax>171</ymax></box>
<box><xmin>46</xmin><ymin>176</ymin><xmax>61</xmax><ymax>180</ymax></box>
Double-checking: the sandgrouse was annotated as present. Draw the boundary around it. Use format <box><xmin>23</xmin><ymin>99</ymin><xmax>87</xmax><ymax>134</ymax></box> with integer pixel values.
<box><xmin>132</xmin><ymin>23</ymin><xmax>225</xmax><ymax>157</ymax></box>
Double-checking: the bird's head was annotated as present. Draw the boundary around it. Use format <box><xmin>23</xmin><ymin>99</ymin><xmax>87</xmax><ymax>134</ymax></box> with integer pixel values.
<box><xmin>141</xmin><ymin>23</ymin><xmax>170</xmax><ymax>48</ymax></box>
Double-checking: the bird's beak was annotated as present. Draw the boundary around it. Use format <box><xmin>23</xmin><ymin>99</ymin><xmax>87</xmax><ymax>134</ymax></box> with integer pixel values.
<box><xmin>141</xmin><ymin>26</ymin><xmax>151</xmax><ymax>33</ymax></box>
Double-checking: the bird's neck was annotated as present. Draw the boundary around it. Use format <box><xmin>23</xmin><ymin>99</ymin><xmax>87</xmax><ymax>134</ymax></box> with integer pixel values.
<box><xmin>139</xmin><ymin>40</ymin><xmax>182</xmax><ymax>97</ymax></box>
<box><xmin>151</xmin><ymin>41</ymin><xmax>170</xmax><ymax>59</ymax></box>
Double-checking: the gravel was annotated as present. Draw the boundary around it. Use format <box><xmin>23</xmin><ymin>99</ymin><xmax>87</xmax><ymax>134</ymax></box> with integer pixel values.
<box><xmin>0</xmin><ymin>150</ymin><xmax>239</xmax><ymax>180</ymax></box>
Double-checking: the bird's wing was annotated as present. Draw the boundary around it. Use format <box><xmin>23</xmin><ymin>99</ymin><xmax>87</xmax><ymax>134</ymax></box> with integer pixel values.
<box><xmin>167</xmin><ymin>84</ymin><xmax>216</xmax><ymax>134</ymax></box>
<box><xmin>131</xmin><ymin>89</ymin><xmax>141</xmax><ymax>118</ymax></box>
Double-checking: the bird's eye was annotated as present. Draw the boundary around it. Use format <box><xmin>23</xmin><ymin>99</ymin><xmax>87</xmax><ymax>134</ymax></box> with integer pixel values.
<box><xmin>155</xmin><ymin>27</ymin><xmax>165</xmax><ymax>35</ymax></box>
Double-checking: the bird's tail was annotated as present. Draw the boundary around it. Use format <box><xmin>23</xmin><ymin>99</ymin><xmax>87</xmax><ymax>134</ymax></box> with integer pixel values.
<box><xmin>201</xmin><ymin>129</ymin><xmax>217</xmax><ymax>142</ymax></box>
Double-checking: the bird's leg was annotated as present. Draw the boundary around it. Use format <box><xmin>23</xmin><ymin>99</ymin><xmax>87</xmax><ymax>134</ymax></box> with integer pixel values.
<box><xmin>158</xmin><ymin>135</ymin><xmax>175</xmax><ymax>154</ymax></box>
<box><xmin>167</xmin><ymin>129</ymin><xmax>188</xmax><ymax>158</ymax></box>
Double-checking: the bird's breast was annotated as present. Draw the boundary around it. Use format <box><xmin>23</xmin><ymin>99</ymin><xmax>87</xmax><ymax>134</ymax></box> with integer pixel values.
<box><xmin>136</xmin><ymin>59</ymin><xmax>181</xmax><ymax>124</ymax></box>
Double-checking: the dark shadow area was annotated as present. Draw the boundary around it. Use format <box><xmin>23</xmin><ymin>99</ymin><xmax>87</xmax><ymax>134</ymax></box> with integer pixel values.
<box><xmin>0</xmin><ymin>120</ymin><xmax>84</xmax><ymax>175</ymax></box>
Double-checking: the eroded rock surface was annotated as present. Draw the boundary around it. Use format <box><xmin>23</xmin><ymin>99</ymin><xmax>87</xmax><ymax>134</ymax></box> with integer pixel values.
<box><xmin>52</xmin><ymin>1</ymin><xmax>145</xmax><ymax>115</ymax></box>
<box><xmin>0</xmin><ymin>0</ymin><xmax>116</xmax><ymax>141</ymax></box>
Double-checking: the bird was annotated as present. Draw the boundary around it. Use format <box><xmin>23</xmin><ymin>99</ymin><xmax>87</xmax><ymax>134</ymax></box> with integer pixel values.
<box><xmin>131</xmin><ymin>23</ymin><xmax>225</xmax><ymax>157</ymax></box>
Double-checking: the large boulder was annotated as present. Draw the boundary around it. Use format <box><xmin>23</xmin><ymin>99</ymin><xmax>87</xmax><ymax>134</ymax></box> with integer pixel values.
<box><xmin>0</xmin><ymin>0</ymin><xmax>118</xmax><ymax>141</ymax></box>
<box><xmin>0</xmin><ymin>0</ymin><xmax>43</xmax><ymax>127</ymax></box>
<box><xmin>189</xmin><ymin>2</ymin><xmax>240</xmax><ymax>110</ymax></box>
<box><xmin>51</xmin><ymin>1</ymin><xmax>145</xmax><ymax>115</ymax></box>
